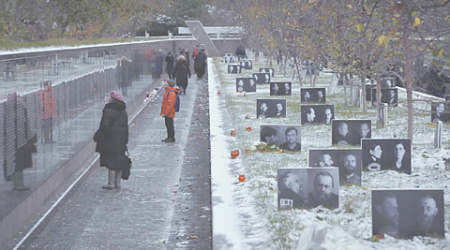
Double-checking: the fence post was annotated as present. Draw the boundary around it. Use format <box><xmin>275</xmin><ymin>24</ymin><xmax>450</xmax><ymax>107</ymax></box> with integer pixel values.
<box><xmin>434</xmin><ymin>121</ymin><xmax>442</xmax><ymax>148</ymax></box>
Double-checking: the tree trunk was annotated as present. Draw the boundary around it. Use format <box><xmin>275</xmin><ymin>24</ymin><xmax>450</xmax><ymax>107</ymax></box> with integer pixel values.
<box><xmin>404</xmin><ymin>28</ymin><xmax>414</xmax><ymax>141</ymax></box>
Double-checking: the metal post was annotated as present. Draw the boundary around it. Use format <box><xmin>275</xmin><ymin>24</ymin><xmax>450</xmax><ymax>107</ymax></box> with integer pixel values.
<box><xmin>377</xmin><ymin>103</ymin><xmax>388</xmax><ymax>128</ymax></box>
<box><xmin>434</xmin><ymin>121</ymin><xmax>442</xmax><ymax>148</ymax></box>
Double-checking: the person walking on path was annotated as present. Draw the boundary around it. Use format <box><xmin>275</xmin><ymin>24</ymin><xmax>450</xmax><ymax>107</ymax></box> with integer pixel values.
<box><xmin>160</xmin><ymin>80</ymin><xmax>180</xmax><ymax>143</ymax></box>
<box><xmin>173</xmin><ymin>55</ymin><xmax>191</xmax><ymax>95</ymax></box>
<box><xmin>93</xmin><ymin>91</ymin><xmax>129</xmax><ymax>190</ymax></box>
<box><xmin>165</xmin><ymin>52</ymin><xmax>175</xmax><ymax>80</ymax></box>
<box><xmin>194</xmin><ymin>48</ymin><xmax>207</xmax><ymax>80</ymax></box>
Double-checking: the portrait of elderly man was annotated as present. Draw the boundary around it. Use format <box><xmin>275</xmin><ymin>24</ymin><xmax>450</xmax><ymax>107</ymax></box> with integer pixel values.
<box><xmin>307</xmin><ymin>171</ymin><xmax>339</xmax><ymax>209</ymax></box>
<box><xmin>409</xmin><ymin>194</ymin><xmax>444</xmax><ymax>237</ymax></box>
<box><xmin>333</xmin><ymin>122</ymin><xmax>350</xmax><ymax>145</ymax></box>
<box><xmin>278</xmin><ymin>170</ymin><xmax>306</xmax><ymax>209</ymax></box>
<box><xmin>372</xmin><ymin>193</ymin><xmax>400</xmax><ymax>238</ymax></box>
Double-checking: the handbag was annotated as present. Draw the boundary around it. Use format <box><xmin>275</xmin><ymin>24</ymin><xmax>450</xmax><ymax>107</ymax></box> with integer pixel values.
<box><xmin>121</xmin><ymin>150</ymin><xmax>132</xmax><ymax>180</ymax></box>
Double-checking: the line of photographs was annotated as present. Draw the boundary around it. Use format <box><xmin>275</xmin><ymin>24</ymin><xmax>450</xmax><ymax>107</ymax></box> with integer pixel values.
<box><xmin>278</xmin><ymin>167</ymin><xmax>445</xmax><ymax>239</ymax></box>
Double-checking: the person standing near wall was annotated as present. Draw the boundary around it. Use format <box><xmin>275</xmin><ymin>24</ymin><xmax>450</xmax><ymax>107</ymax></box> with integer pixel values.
<box><xmin>194</xmin><ymin>48</ymin><xmax>207</xmax><ymax>80</ymax></box>
<box><xmin>165</xmin><ymin>52</ymin><xmax>175</xmax><ymax>80</ymax></box>
<box><xmin>173</xmin><ymin>55</ymin><xmax>191</xmax><ymax>95</ymax></box>
<box><xmin>39</xmin><ymin>81</ymin><xmax>57</xmax><ymax>143</ymax></box>
<box><xmin>160</xmin><ymin>80</ymin><xmax>180</xmax><ymax>143</ymax></box>
<box><xmin>4</xmin><ymin>93</ymin><xmax>37</xmax><ymax>191</ymax></box>
<box><xmin>94</xmin><ymin>91</ymin><xmax>129</xmax><ymax>190</ymax></box>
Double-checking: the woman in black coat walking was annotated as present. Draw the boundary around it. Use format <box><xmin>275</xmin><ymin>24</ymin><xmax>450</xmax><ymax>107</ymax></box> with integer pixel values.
<box><xmin>173</xmin><ymin>55</ymin><xmax>191</xmax><ymax>95</ymax></box>
<box><xmin>94</xmin><ymin>91</ymin><xmax>129</xmax><ymax>190</ymax></box>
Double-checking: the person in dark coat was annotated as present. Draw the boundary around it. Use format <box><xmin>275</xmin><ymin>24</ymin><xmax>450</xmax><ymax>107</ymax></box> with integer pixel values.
<box><xmin>165</xmin><ymin>52</ymin><xmax>175</xmax><ymax>80</ymax></box>
<box><xmin>94</xmin><ymin>91</ymin><xmax>129</xmax><ymax>190</ymax></box>
<box><xmin>173</xmin><ymin>55</ymin><xmax>191</xmax><ymax>95</ymax></box>
<box><xmin>194</xmin><ymin>48</ymin><xmax>207</xmax><ymax>79</ymax></box>
<box><xmin>5</xmin><ymin>93</ymin><xmax>37</xmax><ymax>191</ymax></box>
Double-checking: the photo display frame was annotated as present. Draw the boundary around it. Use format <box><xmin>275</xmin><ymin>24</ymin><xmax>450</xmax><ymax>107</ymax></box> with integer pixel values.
<box><xmin>236</xmin><ymin>77</ymin><xmax>257</xmax><ymax>93</ymax></box>
<box><xmin>361</xmin><ymin>138</ymin><xmax>411</xmax><ymax>174</ymax></box>
<box><xmin>278</xmin><ymin>167</ymin><xmax>339</xmax><ymax>210</ymax></box>
<box><xmin>253</xmin><ymin>72</ymin><xmax>271</xmax><ymax>84</ymax></box>
<box><xmin>301</xmin><ymin>104</ymin><xmax>335</xmax><ymax>124</ymax></box>
<box><xmin>240</xmin><ymin>60</ymin><xmax>253</xmax><ymax>70</ymax></box>
<box><xmin>371</xmin><ymin>189</ymin><xmax>444</xmax><ymax>239</ymax></box>
<box><xmin>331</xmin><ymin>119</ymin><xmax>372</xmax><ymax>146</ymax></box>
<box><xmin>301</xmin><ymin>87</ymin><xmax>326</xmax><ymax>103</ymax></box>
<box><xmin>227</xmin><ymin>64</ymin><xmax>241</xmax><ymax>74</ymax></box>
<box><xmin>256</xmin><ymin>99</ymin><xmax>286</xmax><ymax>118</ymax></box>
<box><xmin>259</xmin><ymin>67</ymin><xmax>274</xmax><ymax>77</ymax></box>
<box><xmin>309</xmin><ymin>149</ymin><xmax>362</xmax><ymax>186</ymax></box>
<box><xmin>431</xmin><ymin>101</ymin><xmax>450</xmax><ymax>123</ymax></box>
<box><xmin>260</xmin><ymin>125</ymin><xmax>301</xmax><ymax>151</ymax></box>
<box><xmin>371</xmin><ymin>88</ymin><xmax>398</xmax><ymax>107</ymax></box>
<box><xmin>270</xmin><ymin>82</ymin><xmax>292</xmax><ymax>96</ymax></box>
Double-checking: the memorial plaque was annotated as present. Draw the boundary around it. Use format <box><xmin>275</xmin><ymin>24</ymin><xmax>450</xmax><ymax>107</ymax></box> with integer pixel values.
<box><xmin>236</xmin><ymin>77</ymin><xmax>257</xmax><ymax>92</ymax></box>
<box><xmin>331</xmin><ymin>120</ymin><xmax>371</xmax><ymax>146</ymax></box>
<box><xmin>371</xmin><ymin>88</ymin><xmax>398</xmax><ymax>107</ymax></box>
<box><xmin>270</xmin><ymin>82</ymin><xmax>292</xmax><ymax>96</ymax></box>
<box><xmin>362</xmin><ymin>139</ymin><xmax>411</xmax><ymax>174</ymax></box>
<box><xmin>253</xmin><ymin>72</ymin><xmax>270</xmax><ymax>84</ymax></box>
<box><xmin>301</xmin><ymin>87</ymin><xmax>326</xmax><ymax>103</ymax></box>
<box><xmin>259</xmin><ymin>67</ymin><xmax>274</xmax><ymax>77</ymax></box>
<box><xmin>301</xmin><ymin>104</ymin><xmax>334</xmax><ymax>124</ymax></box>
<box><xmin>260</xmin><ymin>125</ymin><xmax>301</xmax><ymax>151</ymax></box>
<box><xmin>431</xmin><ymin>102</ymin><xmax>450</xmax><ymax>123</ymax></box>
<box><xmin>256</xmin><ymin>99</ymin><xmax>286</xmax><ymax>118</ymax></box>
<box><xmin>227</xmin><ymin>64</ymin><xmax>241</xmax><ymax>74</ymax></box>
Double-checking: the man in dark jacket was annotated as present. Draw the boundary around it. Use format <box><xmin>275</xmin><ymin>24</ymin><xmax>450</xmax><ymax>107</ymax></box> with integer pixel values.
<box><xmin>173</xmin><ymin>55</ymin><xmax>191</xmax><ymax>95</ymax></box>
<box><xmin>194</xmin><ymin>48</ymin><xmax>207</xmax><ymax>80</ymax></box>
<box><xmin>94</xmin><ymin>91</ymin><xmax>129</xmax><ymax>190</ymax></box>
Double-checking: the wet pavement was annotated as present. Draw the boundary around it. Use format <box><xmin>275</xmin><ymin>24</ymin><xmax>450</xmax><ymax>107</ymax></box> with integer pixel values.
<box><xmin>13</xmin><ymin>77</ymin><xmax>212</xmax><ymax>250</ymax></box>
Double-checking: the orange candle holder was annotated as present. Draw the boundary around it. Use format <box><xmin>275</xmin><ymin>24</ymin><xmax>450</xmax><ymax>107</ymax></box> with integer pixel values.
<box><xmin>245</xmin><ymin>149</ymin><xmax>251</xmax><ymax>153</ymax></box>
<box><xmin>230</xmin><ymin>131</ymin><xmax>236</xmax><ymax>136</ymax></box>
<box><xmin>245</xmin><ymin>127</ymin><xmax>252</xmax><ymax>131</ymax></box>
<box><xmin>231</xmin><ymin>151</ymin><xmax>237</xmax><ymax>159</ymax></box>
<box><xmin>238</xmin><ymin>175</ymin><xmax>246</xmax><ymax>182</ymax></box>
<box><xmin>217</xmin><ymin>91</ymin><xmax>221</xmax><ymax>95</ymax></box>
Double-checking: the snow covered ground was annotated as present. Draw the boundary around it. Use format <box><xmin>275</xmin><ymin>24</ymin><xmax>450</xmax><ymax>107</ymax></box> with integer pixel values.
<box><xmin>209</xmin><ymin>56</ymin><xmax>450</xmax><ymax>250</ymax></box>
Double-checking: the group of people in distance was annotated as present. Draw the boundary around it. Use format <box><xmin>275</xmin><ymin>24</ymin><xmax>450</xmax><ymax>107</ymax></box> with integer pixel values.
<box><xmin>278</xmin><ymin>170</ymin><xmax>338</xmax><ymax>209</ymax></box>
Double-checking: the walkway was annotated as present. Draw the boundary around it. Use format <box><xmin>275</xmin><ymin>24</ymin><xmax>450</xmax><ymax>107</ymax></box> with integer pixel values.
<box><xmin>10</xmin><ymin>77</ymin><xmax>212</xmax><ymax>250</ymax></box>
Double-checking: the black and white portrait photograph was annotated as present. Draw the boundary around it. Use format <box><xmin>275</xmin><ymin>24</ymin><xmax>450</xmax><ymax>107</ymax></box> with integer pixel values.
<box><xmin>301</xmin><ymin>88</ymin><xmax>326</xmax><ymax>103</ymax></box>
<box><xmin>331</xmin><ymin>120</ymin><xmax>371</xmax><ymax>146</ymax></box>
<box><xmin>256</xmin><ymin>99</ymin><xmax>286</xmax><ymax>118</ymax></box>
<box><xmin>362</xmin><ymin>139</ymin><xmax>411</xmax><ymax>174</ymax></box>
<box><xmin>431</xmin><ymin>102</ymin><xmax>450</xmax><ymax>123</ymax></box>
<box><xmin>260</xmin><ymin>125</ymin><xmax>301</xmax><ymax>151</ymax></box>
<box><xmin>278</xmin><ymin>169</ymin><xmax>308</xmax><ymax>210</ymax></box>
<box><xmin>253</xmin><ymin>72</ymin><xmax>271</xmax><ymax>84</ymax></box>
<box><xmin>371</xmin><ymin>88</ymin><xmax>398</xmax><ymax>107</ymax></box>
<box><xmin>240</xmin><ymin>60</ymin><xmax>253</xmax><ymax>70</ymax></box>
<box><xmin>259</xmin><ymin>67</ymin><xmax>274</xmax><ymax>77</ymax></box>
<box><xmin>306</xmin><ymin>168</ymin><xmax>339</xmax><ymax>209</ymax></box>
<box><xmin>380</xmin><ymin>77</ymin><xmax>396</xmax><ymax>88</ymax></box>
<box><xmin>445</xmin><ymin>95</ymin><xmax>450</xmax><ymax>102</ymax></box>
<box><xmin>309</xmin><ymin>149</ymin><xmax>362</xmax><ymax>186</ymax></box>
<box><xmin>236</xmin><ymin>77</ymin><xmax>257</xmax><ymax>93</ymax></box>
<box><xmin>227</xmin><ymin>64</ymin><xmax>241</xmax><ymax>74</ymax></box>
<box><xmin>278</xmin><ymin>167</ymin><xmax>339</xmax><ymax>210</ymax></box>
<box><xmin>371</xmin><ymin>189</ymin><xmax>444</xmax><ymax>239</ymax></box>
<box><xmin>301</xmin><ymin>104</ymin><xmax>335</xmax><ymax>125</ymax></box>
<box><xmin>224</xmin><ymin>53</ymin><xmax>235</xmax><ymax>63</ymax></box>
<box><xmin>270</xmin><ymin>82</ymin><xmax>292</xmax><ymax>96</ymax></box>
